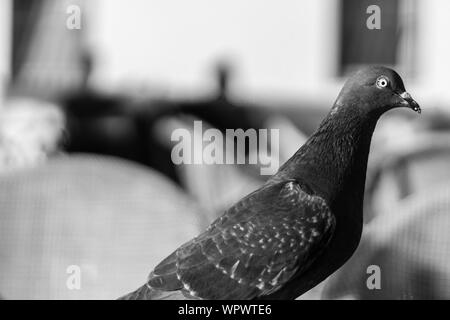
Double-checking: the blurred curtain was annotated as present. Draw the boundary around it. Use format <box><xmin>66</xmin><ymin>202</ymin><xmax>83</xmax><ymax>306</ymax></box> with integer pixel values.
<box><xmin>11</xmin><ymin>0</ymin><xmax>85</xmax><ymax>98</ymax></box>
<box><xmin>11</xmin><ymin>0</ymin><xmax>44</xmax><ymax>81</ymax></box>
<box><xmin>340</xmin><ymin>0</ymin><xmax>400</xmax><ymax>74</ymax></box>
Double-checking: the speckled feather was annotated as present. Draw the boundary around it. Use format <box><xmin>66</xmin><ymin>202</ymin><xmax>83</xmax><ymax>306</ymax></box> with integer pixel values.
<box><xmin>136</xmin><ymin>181</ymin><xmax>335</xmax><ymax>300</ymax></box>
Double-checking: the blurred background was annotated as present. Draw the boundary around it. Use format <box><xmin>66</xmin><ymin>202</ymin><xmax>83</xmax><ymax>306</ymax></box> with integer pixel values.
<box><xmin>0</xmin><ymin>0</ymin><xmax>449</xmax><ymax>299</ymax></box>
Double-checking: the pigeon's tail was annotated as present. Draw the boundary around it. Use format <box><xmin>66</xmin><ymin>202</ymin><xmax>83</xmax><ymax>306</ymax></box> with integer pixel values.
<box><xmin>118</xmin><ymin>284</ymin><xmax>189</xmax><ymax>300</ymax></box>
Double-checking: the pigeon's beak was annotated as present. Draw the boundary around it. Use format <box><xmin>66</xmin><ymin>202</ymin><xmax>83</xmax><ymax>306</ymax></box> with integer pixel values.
<box><xmin>399</xmin><ymin>92</ymin><xmax>421</xmax><ymax>114</ymax></box>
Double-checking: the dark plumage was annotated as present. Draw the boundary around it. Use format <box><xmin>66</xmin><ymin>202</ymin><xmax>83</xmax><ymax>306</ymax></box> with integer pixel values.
<box><xmin>120</xmin><ymin>66</ymin><xmax>421</xmax><ymax>300</ymax></box>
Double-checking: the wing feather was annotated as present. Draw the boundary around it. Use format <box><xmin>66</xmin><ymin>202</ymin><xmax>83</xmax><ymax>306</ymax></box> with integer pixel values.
<box><xmin>147</xmin><ymin>180</ymin><xmax>335</xmax><ymax>299</ymax></box>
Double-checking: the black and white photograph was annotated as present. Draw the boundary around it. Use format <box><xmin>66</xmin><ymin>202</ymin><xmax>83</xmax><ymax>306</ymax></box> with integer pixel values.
<box><xmin>0</xmin><ymin>0</ymin><xmax>449</xmax><ymax>308</ymax></box>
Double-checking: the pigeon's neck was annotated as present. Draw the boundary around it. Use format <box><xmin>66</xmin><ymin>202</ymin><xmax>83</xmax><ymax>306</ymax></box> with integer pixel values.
<box><xmin>273</xmin><ymin>104</ymin><xmax>378</xmax><ymax>203</ymax></box>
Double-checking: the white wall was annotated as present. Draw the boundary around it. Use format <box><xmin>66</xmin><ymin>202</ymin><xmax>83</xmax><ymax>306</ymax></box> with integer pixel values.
<box><xmin>89</xmin><ymin>0</ymin><xmax>341</xmax><ymax>102</ymax></box>
<box><xmin>89</xmin><ymin>0</ymin><xmax>450</xmax><ymax>109</ymax></box>
<box><xmin>414</xmin><ymin>0</ymin><xmax>450</xmax><ymax>107</ymax></box>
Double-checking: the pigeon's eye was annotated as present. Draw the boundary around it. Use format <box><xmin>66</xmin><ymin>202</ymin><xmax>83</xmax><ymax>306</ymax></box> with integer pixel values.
<box><xmin>376</xmin><ymin>76</ymin><xmax>389</xmax><ymax>89</ymax></box>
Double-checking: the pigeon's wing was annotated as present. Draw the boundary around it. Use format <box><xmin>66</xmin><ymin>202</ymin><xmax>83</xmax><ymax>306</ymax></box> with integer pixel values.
<box><xmin>147</xmin><ymin>180</ymin><xmax>335</xmax><ymax>299</ymax></box>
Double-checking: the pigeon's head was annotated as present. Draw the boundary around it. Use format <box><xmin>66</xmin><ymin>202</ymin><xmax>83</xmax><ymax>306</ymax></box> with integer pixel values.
<box><xmin>335</xmin><ymin>66</ymin><xmax>421</xmax><ymax>117</ymax></box>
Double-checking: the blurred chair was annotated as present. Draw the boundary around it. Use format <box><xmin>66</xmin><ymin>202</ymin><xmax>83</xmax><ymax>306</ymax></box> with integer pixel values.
<box><xmin>152</xmin><ymin>115</ymin><xmax>262</xmax><ymax>222</ymax></box>
<box><xmin>0</xmin><ymin>155</ymin><xmax>206</xmax><ymax>299</ymax></box>
<box><xmin>367</xmin><ymin>117</ymin><xmax>450</xmax><ymax>221</ymax></box>
<box><xmin>321</xmin><ymin>127</ymin><xmax>450</xmax><ymax>299</ymax></box>
<box><xmin>322</xmin><ymin>184</ymin><xmax>450</xmax><ymax>299</ymax></box>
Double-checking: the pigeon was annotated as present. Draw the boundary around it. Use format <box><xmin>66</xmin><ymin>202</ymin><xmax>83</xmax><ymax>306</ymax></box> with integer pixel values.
<box><xmin>120</xmin><ymin>66</ymin><xmax>421</xmax><ymax>300</ymax></box>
